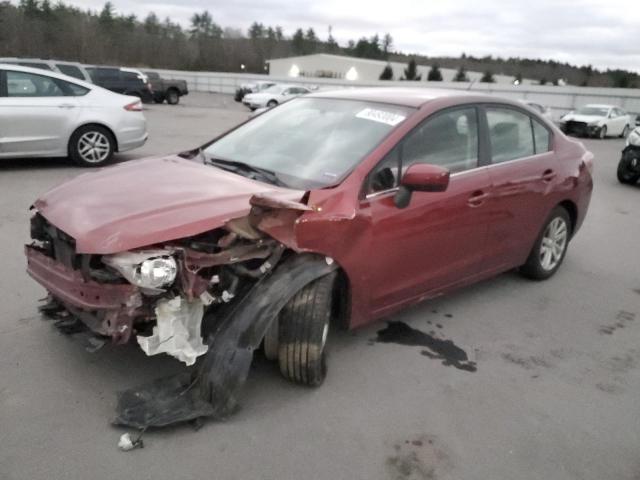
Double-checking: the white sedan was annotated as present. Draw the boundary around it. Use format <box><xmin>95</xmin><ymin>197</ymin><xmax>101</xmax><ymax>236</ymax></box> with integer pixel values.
<box><xmin>0</xmin><ymin>64</ymin><xmax>147</xmax><ymax>166</ymax></box>
<box><xmin>242</xmin><ymin>84</ymin><xmax>311</xmax><ymax>110</ymax></box>
<box><xmin>559</xmin><ymin>104</ymin><xmax>631</xmax><ymax>139</ymax></box>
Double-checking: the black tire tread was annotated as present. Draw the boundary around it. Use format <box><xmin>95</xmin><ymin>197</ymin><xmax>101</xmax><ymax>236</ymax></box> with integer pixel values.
<box><xmin>278</xmin><ymin>272</ymin><xmax>336</xmax><ymax>386</ymax></box>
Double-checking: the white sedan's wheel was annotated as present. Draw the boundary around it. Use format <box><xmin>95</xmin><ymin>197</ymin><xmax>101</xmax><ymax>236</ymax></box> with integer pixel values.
<box><xmin>69</xmin><ymin>126</ymin><xmax>115</xmax><ymax>167</ymax></box>
<box><xmin>599</xmin><ymin>125</ymin><xmax>607</xmax><ymax>139</ymax></box>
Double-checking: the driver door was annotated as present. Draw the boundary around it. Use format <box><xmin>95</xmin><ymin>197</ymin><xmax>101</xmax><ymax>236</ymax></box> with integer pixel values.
<box><xmin>360</xmin><ymin>106</ymin><xmax>493</xmax><ymax>316</ymax></box>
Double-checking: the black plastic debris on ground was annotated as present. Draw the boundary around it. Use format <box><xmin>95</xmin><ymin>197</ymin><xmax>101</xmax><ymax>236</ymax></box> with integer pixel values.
<box><xmin>375</xmin><ymin>321</ymin><xmax>477</xmax><ymax>372</ymax></box>
<box><xmin>113</xmin><ymin>254</ymin><xmax>337</xmax><ymax>429</ymax></box>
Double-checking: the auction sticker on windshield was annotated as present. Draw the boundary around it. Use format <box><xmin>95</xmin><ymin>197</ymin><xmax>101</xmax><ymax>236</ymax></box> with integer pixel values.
<box><xmin>356</xmin><ymin>108</ymin><xmax>406</xmax><ymax>126</ymax></box>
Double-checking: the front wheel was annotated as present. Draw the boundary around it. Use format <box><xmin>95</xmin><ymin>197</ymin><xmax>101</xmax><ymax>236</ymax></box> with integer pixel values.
<box><xmin>617</xmin><ymin>153</ymin><xmax>640</xmax><ymax>184</ymax></box>
<box><xmin>68</xmin><ymin>125</ymin><xmax>115</xmax><ymax>167</ymax></box>
<box><xmin>520</xmin><ymin>207</ymin><xmax>571</xmax><ymax>280</ymax></box>
<box><xmin>598</xmin><ymin>125</ymin><xmax>607</xmax><ymax>139</ymax></box>
<box><xmin>277</xmin><ymin>272</ymin><xmax>336</xmax><ymax>386</ymax></box>
<box><xmin>267</xmin><ymin>100</ymin><xmax>278</xmax><ymax>108</ymax></box>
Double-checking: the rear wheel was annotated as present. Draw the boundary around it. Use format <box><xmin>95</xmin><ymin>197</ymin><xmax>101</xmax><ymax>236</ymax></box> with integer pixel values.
<box><xmin>520</xmin><ymin>207</ymin><xmax>571</xmax><ymax>280</ymax></box>
<box><xmin>277</xmin><ymin>272</ymin><xmax>336</xmax><ymax>386</ymax></box>
<box><xmin>68</xmin><ymin>125</ymin><xmax>115</xmax><ymax>167</ymax></box>
<box><xmin>166</xmin><ymin>89</ymin><xmax>180</xmax><ymax>105</ymax></box>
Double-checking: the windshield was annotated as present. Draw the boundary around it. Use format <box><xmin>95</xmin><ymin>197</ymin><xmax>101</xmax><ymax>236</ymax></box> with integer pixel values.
<box><xmin>576</xmin><ymin>107</ymin><xmax>609</xmax><ymax>117</ymax></box>
<box><xmin>204</xmin><ymin>97</ymin><xmax>413</xmax><ymax>189</ymax></box>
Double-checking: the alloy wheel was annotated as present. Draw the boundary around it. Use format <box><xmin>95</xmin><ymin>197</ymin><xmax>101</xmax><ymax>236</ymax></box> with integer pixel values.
<box><xmin>539</xmin><ymin>217</ymin><xmax>568</xmax><ymax>271</ymax></box>
<box><xmin>78</xmin><ymin>131</ymin><xmax>111</xmax><ymax>164</ymax></box>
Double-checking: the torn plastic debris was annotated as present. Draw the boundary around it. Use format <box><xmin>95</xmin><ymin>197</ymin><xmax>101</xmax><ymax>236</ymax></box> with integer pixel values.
<box><xmin>114</xmin><ymin>254</ymin><xmax>337</xmax><ymax>429</ymax></box>
<box><xmin>137</xmin><ymin>297</ymin><xmax>208</xmax><ymax>366</ymax></box>
<box><xmin>118</xmin><ymin>432</ymin><xmax>144</xmax><ymax>451</ymax></box>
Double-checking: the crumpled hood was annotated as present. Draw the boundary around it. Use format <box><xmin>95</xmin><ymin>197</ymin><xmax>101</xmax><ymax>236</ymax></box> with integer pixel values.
<box><xmin>562</xmin><ymin>114</ymin><xmax>605</xmax><ymax>124</ymax></box>
<box><xmin>34</xmin><ymin>156</ymin><xmax>303</xmax><ymax>254</ymax></box>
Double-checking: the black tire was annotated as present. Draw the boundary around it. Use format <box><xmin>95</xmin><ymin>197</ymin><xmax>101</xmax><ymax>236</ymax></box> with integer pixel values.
<box><xmin>617</xmin><ymin>154</ymin><xmax>640</xmax><ymax>184</ymax></box>
<box><xmin>620</xmin><ymin>124</ymin><xmax>630</xmax><ymax>138</ymax></box>
<box><xmin>520</xmin><ymin>206</ymin><xmax>572</xmax><ymax>280</ymax></box>
<box><xmin>166</xmin><ymin>89</ymin><xmax>180</xmax><ymax>105</ymax></box>
<box><xmin>68</xmin><ymin>125</ymin><xmax>115</xmax><ymax>167</ymax></box>
<box><xmin>598</xmin><ymin>125</ymin><xmax>607</xmax><ymax>139</ymax></box>
<box><xmin>267</xmin><ymin>99</ymin><xmax>278</xmax><ymax>108</ymax></box>
<box><xmin>278</xmin><ymin>272</ymin><xmax>336</xmax><ymax>386</ymax></box>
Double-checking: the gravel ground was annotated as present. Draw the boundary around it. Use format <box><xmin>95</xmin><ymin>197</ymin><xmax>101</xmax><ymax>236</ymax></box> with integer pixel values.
<box><xmin>1</xmin><ymin>92</ymin><xmax>639</xmax><ymax>480</ymax></box>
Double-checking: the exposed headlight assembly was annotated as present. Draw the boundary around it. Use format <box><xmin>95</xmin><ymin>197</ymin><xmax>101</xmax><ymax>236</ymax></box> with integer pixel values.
<box><xmin>627</xmin><ymin>129</ymin><xmax>640</xmax><ymax>147</ymax></box>
<box><xmin>103</xmin><ymin>250</ymin><xmax>177</xmax><ymax>291</ymax></box>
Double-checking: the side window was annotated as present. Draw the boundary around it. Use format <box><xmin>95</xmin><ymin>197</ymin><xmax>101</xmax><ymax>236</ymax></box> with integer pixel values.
<box><xmin>368</xmin><ymin>107</ymin><xmax>479</xmax><ymax>193</ymax></box>
<box><xmin>487</xmin><ymin>108</ymin><xmax>535</xmax><ymax>163</ymax></box>
<box><xmin>59</xmin><ymin>79</ymin><xmax>89</xmax><ymax>96</ymax></box>
<box><xmin>402</xmin><ymin>107</ymin><xmax>479</xmax><ymax>173</ymax></box>
<box><xmin>6</xmin><ymin>70</ymin><xmax>64</xmax><ymax>97</ymax></box>
<box><xmin>18</xmin><ymin>62</ymin><xmax>52</xmax><ymax>71</ymax></box>
<box><xmin>56</xmin><ymin>64</ymin><xmax>84</xmax><ymax>80</ymax></box>
<box><xmin>532</xmin><ymin>119</ymin><xmax>551</xmax><ymax>154</ymax></box>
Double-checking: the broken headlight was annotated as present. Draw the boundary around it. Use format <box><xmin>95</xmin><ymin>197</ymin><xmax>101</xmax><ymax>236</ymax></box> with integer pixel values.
<box><xmin>103</xmin><ymin>250</ymin><xmax>177</xmax><ymax>290</ymax></box>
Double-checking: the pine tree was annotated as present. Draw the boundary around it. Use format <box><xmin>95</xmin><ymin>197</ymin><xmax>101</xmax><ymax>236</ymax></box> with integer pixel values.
<box><xmin>379</xmin><ymin>64</ymin><xmax>393</xmax><ymax>80</ymax></box>
<box><xmin>427</xmin><ymin>64</ymin><xmax>443</xmax><ymax>81</ymax></box>
<box><xmin>453</xmin><ymin>65</ymin><xmax>469</xmax><ymax>82</ymax></box>
<box><xmin>480</xmin><ymin>70</ymin><xmax>495</xmax><ymax>83</ymax></box>
<box><xmin>403</xmin><ymin>58</ymin><xmax>421</xmax><ymax>81</ymax></box>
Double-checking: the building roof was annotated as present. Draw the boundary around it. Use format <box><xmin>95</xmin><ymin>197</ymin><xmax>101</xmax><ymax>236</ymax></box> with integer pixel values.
<box><xmin>309</xmin><ymin>87</ymin><xmax>486</xmax><ymax>108</ymax></box>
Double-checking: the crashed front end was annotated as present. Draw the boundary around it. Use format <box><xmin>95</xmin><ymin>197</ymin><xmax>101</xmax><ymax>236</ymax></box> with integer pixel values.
<box><xmin>26</xmin><ymin>205</ymin><xmax>285</xmax><ymax>363</ymax></box>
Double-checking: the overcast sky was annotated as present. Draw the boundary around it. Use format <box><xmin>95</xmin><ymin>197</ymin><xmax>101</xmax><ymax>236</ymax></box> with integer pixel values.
<box><xmin>55</xmin><ymin>0</ymin><xmax>639</xmax><ymax>72</ymax></box>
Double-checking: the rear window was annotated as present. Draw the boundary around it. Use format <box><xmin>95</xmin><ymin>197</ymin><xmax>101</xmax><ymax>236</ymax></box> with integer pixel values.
<box><xmin>121</xmin><ymin>71</ymin><xmax>143</xmax><ymax>82</ymax></box>
<box><xmin>88</xmin><ymin>68</ymin><xmax>120</xmax><ymax>81</ymax></box>
<box><xmin>56</xmin><ymin>64</ymin><xmax>84</xmax><ymax>80</ymax></box>
<box><xmin>487</xmin><ymin>108</ymin><xmax>535</xmax><ymax>163</ymax></box>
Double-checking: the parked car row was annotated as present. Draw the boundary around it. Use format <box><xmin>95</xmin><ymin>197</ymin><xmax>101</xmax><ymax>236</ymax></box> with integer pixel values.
<box><xmin>0</xmin><ymin>57</ymin><xmax>188</xmax><ymax>105</ymax></box>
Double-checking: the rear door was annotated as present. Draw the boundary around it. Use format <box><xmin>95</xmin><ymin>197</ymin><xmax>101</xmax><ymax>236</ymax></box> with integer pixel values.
<box><xmin>482</xmin><ymin>105</ymin><xmax>558</xmax><ymax>270</ymax></box>
<box><xmin>0</xmin><ymin>69</ymin><xmax>83</xmax><ymax>157</ymax></box>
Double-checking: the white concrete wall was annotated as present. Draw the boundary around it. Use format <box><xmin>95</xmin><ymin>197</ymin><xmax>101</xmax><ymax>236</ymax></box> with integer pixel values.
<box><xmin>150</xmin><ymin>68</ymin><xmax>640</xmax><ymax>122</ymax></box>
<box><xmin>266</xmin><ymin>53</ymin><xmax>535</xmax><ymax>85</ymax></box>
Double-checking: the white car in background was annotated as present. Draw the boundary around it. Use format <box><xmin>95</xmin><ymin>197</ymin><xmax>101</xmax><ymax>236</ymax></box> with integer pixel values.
<box><xmin>242</xmin><ymin>84</ymin><xmax>311</xmax><ymax>110</ymax></box>
<box><xmin>0</xmin><ymin>64</ymin><xmax>147</xmax><ymax>166</ymax></box>
<box><xmin>559</xmin><ymin>104</ymin><xmax>631</xmax><ymax>139</ymax></box>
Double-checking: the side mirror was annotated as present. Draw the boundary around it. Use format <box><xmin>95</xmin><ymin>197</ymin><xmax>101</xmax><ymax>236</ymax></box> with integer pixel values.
<box><xmin>395</xmin><ymin>164</ymin><xmax>450</xmax><ymax>208</ymax></box>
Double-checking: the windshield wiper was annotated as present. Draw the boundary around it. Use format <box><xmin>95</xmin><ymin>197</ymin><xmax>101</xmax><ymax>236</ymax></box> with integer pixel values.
<box><xmin>203</xmin><ymin>156</ymin><xmax>288</xmax><ymax>187</ymax></box>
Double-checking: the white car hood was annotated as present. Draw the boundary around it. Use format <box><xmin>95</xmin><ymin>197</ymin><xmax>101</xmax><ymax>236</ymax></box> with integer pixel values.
<box><xmin>562</xmin><ymin>114</ymin><xmax>605</xmax><ymax>123</ymax></box>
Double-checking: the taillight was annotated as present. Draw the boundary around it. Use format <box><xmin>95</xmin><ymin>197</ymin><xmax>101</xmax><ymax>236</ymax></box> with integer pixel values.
<box><xmin>124</xmin><ymin>100</ymin><xmax>142</xmax><ymax>112</ymax></box>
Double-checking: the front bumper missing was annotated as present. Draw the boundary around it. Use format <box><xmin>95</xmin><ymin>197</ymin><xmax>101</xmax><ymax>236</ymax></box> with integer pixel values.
<box><xmin>25</xmin><ymin>245</ymin><xmax>142</xmax><ymax>343</ymax></box>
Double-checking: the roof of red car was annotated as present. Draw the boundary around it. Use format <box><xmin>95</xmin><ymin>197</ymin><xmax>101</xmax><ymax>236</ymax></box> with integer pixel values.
<box><xmin>309</xmin><ymin>87</ymin><xmax>484</xmax><ymax>108</ymax></box>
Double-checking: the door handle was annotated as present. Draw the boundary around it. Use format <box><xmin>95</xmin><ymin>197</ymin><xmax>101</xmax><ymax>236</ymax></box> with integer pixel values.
<box><xmin>57</xmin><ymin>103</ymin><xmax>76</xmax><ymax>109</ymax></box>
<box><xmin>468</xmin><ymin>190</ymin><xmax>489</xmax><ymax>207</ymax></box>
<box><xmin>541</xmin><ymin>169</ymin><xmax>556</xmax><ymax>182</ymax></box>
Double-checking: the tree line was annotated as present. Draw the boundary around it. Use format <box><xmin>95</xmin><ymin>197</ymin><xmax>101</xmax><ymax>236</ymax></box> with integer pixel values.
<box><xmin>0</xmin><ymin>0</ymin><xmax>637</xmax><ymax>88</ymax></box>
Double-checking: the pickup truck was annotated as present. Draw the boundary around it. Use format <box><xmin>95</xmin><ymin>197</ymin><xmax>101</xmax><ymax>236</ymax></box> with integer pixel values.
<box><xmin>85</xmin><ymin>66</ymin><xmax>154</xmax><ymax>103</ymax></box>
<box><xmin>144</xmin><ymin>71</ymin><xmax>189</xmax><ymax>105</ymax></box>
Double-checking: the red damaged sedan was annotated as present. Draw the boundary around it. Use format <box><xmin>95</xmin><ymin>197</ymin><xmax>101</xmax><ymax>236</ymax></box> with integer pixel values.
<box><xmin>25</xmin><ymin>88</ymin><xmax>593</xmax><ymax>424</ymax></box>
